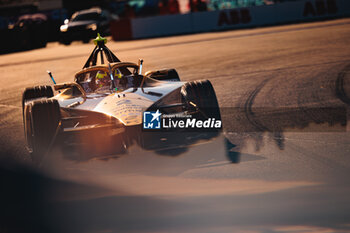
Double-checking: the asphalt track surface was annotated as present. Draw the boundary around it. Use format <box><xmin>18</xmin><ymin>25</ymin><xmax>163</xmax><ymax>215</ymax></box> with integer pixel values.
<box><xmin>1</xmin><ymin>18</ymin><xmax>350</xmax><ymax>233</ymax></box>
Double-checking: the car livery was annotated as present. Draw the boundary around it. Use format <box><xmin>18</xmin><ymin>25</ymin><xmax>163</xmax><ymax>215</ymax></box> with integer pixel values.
<box><xmin>22</xmin><ymin>34</ymin><xmax>221</xmax><ymax>161</ymax></box>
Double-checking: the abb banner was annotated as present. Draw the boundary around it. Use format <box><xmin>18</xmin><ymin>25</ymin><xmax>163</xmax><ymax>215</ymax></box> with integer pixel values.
<box><xmin>111</xmin><ymin>0</ymin><xmax>350</xmax><ymax>41</ymax></box>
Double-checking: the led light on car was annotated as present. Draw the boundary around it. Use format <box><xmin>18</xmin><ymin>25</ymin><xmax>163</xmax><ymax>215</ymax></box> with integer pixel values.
<box><xmin>60</xmin><ymin>24</ymin><xmax>68</xmax><ymax>32</ymax></box>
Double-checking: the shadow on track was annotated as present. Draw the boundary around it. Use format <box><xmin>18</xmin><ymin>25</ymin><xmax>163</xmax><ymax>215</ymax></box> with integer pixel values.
<box><xmin>222</xmin><ymin>64</ymin><xmax>349</xmax><ymax>153</ymax></box>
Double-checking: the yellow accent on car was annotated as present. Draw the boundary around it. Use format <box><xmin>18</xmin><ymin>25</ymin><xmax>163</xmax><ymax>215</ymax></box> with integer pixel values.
<box><xmin>93</xmin><ymin>33</ymin><xmax>107</xmax><ymax>45</ymax></box>
<box><xmin>96</xmin><ymin>72</ymin><xmax>107</xmax><ymax>79</ymax></box>
<box><xmin>115</xmin><ymin>70</ymin><xmax>122</xmax><ymax>79</ymax></box>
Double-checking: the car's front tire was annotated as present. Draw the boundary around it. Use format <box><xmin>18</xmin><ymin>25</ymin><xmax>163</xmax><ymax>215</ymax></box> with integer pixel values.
<box><xmin>22</xmin><ymin>85</ymin><xmax>54</xmax><ymax>112</ymax></box>
<box><xmin>61</xmin><ymin>39</ymin><xmax>72</xmax><ymax>45</ymax></box>
<box><xmin>25</xmin><ymin>99</ymin><xmax>61</xmax><ymax>162</ymax></box>
<box><xmin>181</xmin><ymin>80</ymin><xmax>221</xmax><ymax>120</ymax></box>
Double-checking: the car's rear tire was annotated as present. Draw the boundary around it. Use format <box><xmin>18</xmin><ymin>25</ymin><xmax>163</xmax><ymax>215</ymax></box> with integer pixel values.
<box><xmin>26</xmin><ymin>99</ymin><xmax>61</xmax><ymax>162</ymax></box>
<box><xmin>181</xmin><ymin>80</ymin><xmax>221</xmax><ymax>120</ymax></box>
<box><xmin>145</xmin><ymin>69</ymin><xmax>180</xmax><ymax>81</ymax></box>
<box><xmin>22</xmin><ymin>85</ymin><xmax>54</xmax><ymax>112</ymax></box>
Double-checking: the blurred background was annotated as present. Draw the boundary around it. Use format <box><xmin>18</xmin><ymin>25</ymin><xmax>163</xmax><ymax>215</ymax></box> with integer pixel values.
<box><xmin>0</xmin><ymin>0</ymin><xmax>304</xmax><ymax>54</ymax></box>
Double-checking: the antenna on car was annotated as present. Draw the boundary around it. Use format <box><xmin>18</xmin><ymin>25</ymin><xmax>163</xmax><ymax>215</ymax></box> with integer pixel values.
<box><xmin>47</xmin><ymin>70</ymin><xmax>61</xmax><ymax>93</ymax></box>
<box><xmin>108</xmin><ymin>63</ymin><xmax>116</xmax><ymax>92</ymax></box>
<box><xmin>82</xmin><ymin>33</ymin><xmax>120</xmax><ymax>68</ymax></box>
<box><xmin>139</xmin><ymin>59</ymin><xmax>147</xmax><ymax>89</ymax></box>
<box><xmin>138</xmin><ymin>59</ymin><xmax>143</xmax><ymax>75</ymax></box>
<box><xmin>47</xmin><ymin>70</ymin><xmax>56</xmax><ymax>84</ymax></box>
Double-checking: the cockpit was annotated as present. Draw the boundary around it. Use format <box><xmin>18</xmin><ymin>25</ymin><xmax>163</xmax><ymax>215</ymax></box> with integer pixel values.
<box><xmin>75</xmin><ymin>62</ymin><xmax>143</xmax><ymax>93</ymax></box>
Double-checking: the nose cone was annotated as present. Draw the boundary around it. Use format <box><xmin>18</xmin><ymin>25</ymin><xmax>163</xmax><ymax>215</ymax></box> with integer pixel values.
<box><xmin>94</xmin><ymin>93</ymin><xmax>154</xmax><ymax>126</ymax></box>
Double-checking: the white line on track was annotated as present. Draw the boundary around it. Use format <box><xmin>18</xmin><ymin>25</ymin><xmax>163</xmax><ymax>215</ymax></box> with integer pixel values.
<box><xmin>0</xmin><ymin>104</ymin><xmax>21</xmax><ymax>109</ymax></box>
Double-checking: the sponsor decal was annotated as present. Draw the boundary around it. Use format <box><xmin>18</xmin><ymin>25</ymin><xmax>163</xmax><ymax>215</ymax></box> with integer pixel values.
<box><xmin>143</xmin><ymin>110</ymin><xmax>222</xmax><ymax>131</ymax></box>
<box><xmin>303</xmin><ymin>0</ymin><xmax>337</xmax><ymax>17</ymax></box>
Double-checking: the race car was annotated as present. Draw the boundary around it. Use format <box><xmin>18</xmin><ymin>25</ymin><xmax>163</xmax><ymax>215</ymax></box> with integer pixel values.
<box><xmin>59</xmin><ymin>8</ymin><xmax>118</xmax><ymax>45</ymax></box>
<box><xmin>22</xmin><ymin>34</ymin><xmax>221</xmax><ymax>161</ymax></box>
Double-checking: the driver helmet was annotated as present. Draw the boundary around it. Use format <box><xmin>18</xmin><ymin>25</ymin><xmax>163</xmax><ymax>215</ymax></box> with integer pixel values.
<box><xmin>114</xmin><ymin>69</ymin><xmax>123</xmax><ymax>90</ymax></box>
<box><xmin>95</xmin><ymin>70</ymin><xmax>108</xmax><ymax>87</ymax></box>
<box><xmin>114</xmin><ymin>69</ymin><xmax>123</xmax><ymax>79</ymax></box>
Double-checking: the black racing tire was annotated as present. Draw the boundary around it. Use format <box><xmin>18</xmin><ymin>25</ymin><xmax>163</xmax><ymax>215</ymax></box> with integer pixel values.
<box><xmin>181</xmin><ymin>80</ymin><xmax>221</xmax><ymax>120</ymax></box>
<box><xmin>22</xmin><ymin>85</ymin><xmax>54</xmax><ymax>112</ymax></box>
<box><xmin>82</xmin><ymin>38</ymin><xmax>90</xmax><ymax>44</ymax></box>
<box><xmin>146</xmin><ymin>69</ymin><xmax>180</xmax><ymax>81</ymax></box>
<box><xmin>27</xmin><ymin>99</ymin><xmax>61</xmax><ymax>162</ymax></box>
<box><xmin>61</xmin><ymin>39</ymin><xmax>72</xmax><ymax>45</ymax></box>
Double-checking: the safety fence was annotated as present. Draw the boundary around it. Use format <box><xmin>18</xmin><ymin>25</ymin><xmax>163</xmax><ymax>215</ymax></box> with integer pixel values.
<box><xmin>110</xmin><ymin>0</ymin><xmax>350</xmax><ymax>40</ymax></box>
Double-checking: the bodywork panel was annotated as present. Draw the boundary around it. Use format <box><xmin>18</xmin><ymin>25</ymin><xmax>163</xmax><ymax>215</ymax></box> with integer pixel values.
<box><xmin>54</xmin><ymin>81</ymin><xmax>184</xmax><ymax>126</ymax></box>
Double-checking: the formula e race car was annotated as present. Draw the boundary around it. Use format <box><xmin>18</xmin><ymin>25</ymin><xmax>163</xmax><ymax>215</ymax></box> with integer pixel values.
<box><xmin>22</xmin><ymin>34</ymin><xmax>221</xmax><ymax>161</ymax></box>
